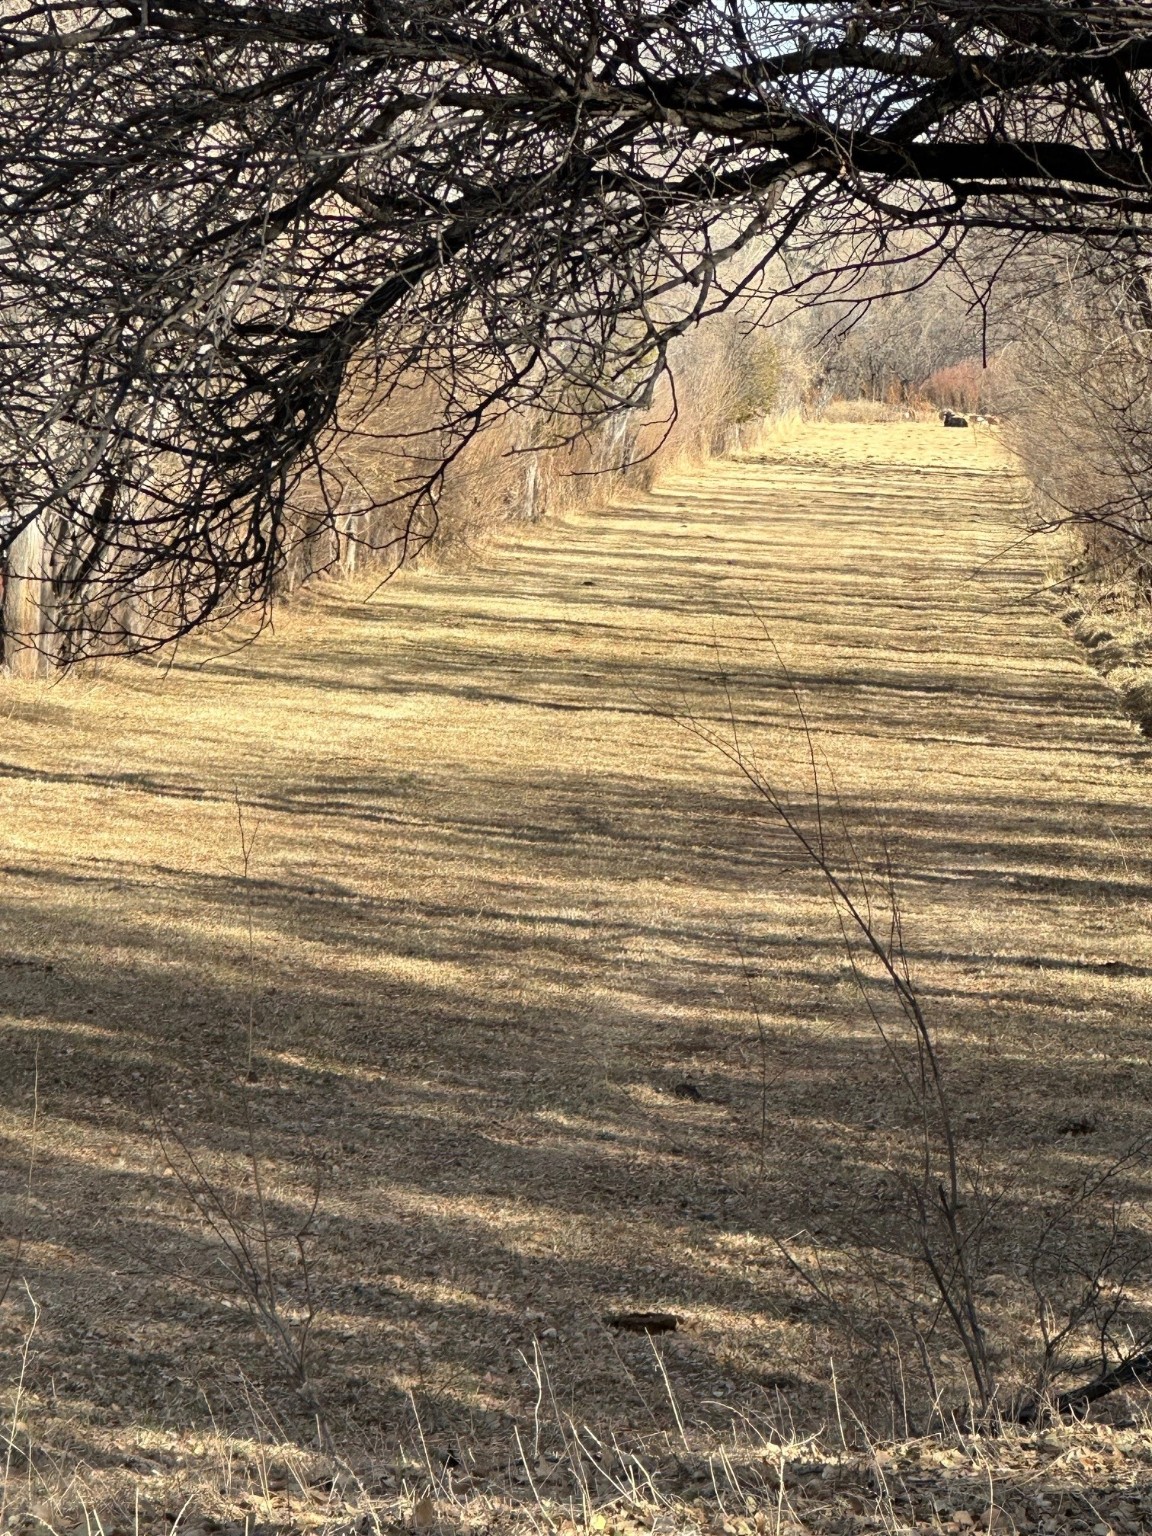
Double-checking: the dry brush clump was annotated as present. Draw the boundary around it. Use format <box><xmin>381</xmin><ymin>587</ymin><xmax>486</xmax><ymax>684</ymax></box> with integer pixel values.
<box><xmin>920</xmin><ymin>356</ymin><xmax>1006</xmax><ymax>417</ymax></box>
<box><xmin>995</xmin><ymin>264</ymin><xmax>1152</xmax><ymax>730</ymax></box>
<box><xmin>0</xmin><ymin>313</ymin><xmax>793</xmax><ymax>665</ymax></box>
<box><xmin>279</xmin><ymin>316</ymin><xmax>794</xmax><ymax>588</ymax></box>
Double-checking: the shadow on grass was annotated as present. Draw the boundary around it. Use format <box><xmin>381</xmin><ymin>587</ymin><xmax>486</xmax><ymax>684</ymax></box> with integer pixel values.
<box><xmin>0</xmin><ymin>438</ymin><xmax>1150</xmax><ymax>1499</ymax></box>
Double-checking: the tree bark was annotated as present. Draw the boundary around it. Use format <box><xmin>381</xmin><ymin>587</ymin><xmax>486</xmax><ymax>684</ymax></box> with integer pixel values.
<box><xmin>1</xmin><ymin>518</ymin><xmax>50</xmax><ymax>679</ymax></box>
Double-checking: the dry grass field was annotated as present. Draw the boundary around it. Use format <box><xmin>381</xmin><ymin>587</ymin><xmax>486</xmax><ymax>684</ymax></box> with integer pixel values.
<box><xmin>2</xmin><ymin>423</ymin><xmax>1152</xmax><ymax>1534</ymax></box>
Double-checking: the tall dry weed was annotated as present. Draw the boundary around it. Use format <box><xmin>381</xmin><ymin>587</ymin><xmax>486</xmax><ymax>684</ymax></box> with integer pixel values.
<box><xmin>280</xmin><ymin>316</ymin><xmax>797</xmax><ymax>590</ymax></box>
<box><xmin>1000</xmin><ymin>270</ymin><xmax>1152</xmax><ymax>608</ymax></box>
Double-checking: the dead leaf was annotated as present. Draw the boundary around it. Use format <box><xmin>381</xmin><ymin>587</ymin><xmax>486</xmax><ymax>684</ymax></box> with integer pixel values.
<box><xmin>413</xmin><ymin>1496</ymin><xmax>436</xmax><ymax>1530</ymax></box>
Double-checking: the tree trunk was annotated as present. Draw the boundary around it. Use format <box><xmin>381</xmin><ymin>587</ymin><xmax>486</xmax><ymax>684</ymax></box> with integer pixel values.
<box><xmin>1</xmin><ymin>518</ymin><xmax>50</xmax><ymax>678</ymax></box>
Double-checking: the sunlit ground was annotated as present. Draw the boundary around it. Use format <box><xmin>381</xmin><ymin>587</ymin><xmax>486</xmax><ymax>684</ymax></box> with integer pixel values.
<box><xmin>1</xmin><ymin>423</ymin><xmax>1151</xmax><ymax>1529</ymax></box>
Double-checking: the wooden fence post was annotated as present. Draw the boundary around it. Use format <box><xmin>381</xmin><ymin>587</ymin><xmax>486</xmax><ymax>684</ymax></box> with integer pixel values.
<box><xmin>0</xmin><ymin>518</ymin><xmax>50</xmax><ymax>678</ymax></box>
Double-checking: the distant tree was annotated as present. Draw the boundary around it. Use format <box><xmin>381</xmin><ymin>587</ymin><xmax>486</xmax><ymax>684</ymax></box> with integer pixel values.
<box><xmin>785</xmin><ymin>244</ymin><xmax>1007</xmax><ymax>406</ymax></box>
<box><xmin>5</xmin><ymin>2</ymin><xmax>1152</xmax><ymax>660</ymax></box>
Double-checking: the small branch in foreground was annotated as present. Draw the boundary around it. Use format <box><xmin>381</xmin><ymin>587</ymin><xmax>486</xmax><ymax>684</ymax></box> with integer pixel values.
<box><xmin>656</xmin><ymin>620</ymin><xmax>995</xmax><ymax>1412</ymax></box>
<box><xmin>153</xmin><ymin>1103</ymin><xmax>330</xmax><ymax>1449</ymax></box>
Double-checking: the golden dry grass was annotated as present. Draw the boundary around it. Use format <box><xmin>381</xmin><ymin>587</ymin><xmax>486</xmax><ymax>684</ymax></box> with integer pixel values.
<box><xmin>1</xmin><ymin>422</ymin><xmax>1152</xmax><ymax>1532</ymax></box>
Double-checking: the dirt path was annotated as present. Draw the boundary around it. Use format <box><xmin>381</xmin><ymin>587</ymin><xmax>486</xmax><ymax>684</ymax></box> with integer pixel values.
<box><xmin>2</xmin><ymin>423</ymin><xmax>1151</xmax><ymax>1503</ymax></box>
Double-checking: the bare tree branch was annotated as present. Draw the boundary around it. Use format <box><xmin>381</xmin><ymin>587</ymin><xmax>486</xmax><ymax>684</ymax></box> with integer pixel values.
<box><xmin>6</xmin><ymin>3</ymin><xmax>1152</xmax><ymax>659</ymax></box>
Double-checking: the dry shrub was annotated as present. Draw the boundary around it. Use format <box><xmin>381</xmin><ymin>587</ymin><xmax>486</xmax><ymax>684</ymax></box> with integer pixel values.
<box><xmin>283</xmin><ymin>315</ymin><xmax>797</xmax><ymax>588</ymax></box>
<box><xmin>920</xmin><ymin>355</ymin><xmax>1004</xmax><ymax>415</ymax></box>
<box><xmin>988</xmin><ymin>262</ymin><xmax>1152</xmax><ymax>737</ymax></box>
<box><xmin>1</xmin><ymin>309</ymin><xmax>802</xmax><ymax>662</ymax></box>
<box><xmin>1000</xmin><ymin>270</ymin><xmax>1152</xmax><ymax>608</ymax></box>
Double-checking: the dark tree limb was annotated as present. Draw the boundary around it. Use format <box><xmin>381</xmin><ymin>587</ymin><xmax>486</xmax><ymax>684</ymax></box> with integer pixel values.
<box><xmin>5</xmin><ymin>3</ymin><xmax>1152</xmax><ymax>658</ymax></box>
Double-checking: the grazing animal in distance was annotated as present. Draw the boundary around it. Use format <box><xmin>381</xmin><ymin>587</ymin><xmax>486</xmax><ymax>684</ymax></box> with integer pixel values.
<box><xmin>943</xmin><ymin>410</ymin><xmax>969</xmax><ymax>428</ymax></box>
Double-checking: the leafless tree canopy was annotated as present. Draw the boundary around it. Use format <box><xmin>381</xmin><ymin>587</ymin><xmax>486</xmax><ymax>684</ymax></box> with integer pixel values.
<box><xmin>6</xmin><ymin>1</ymin><xmax>1152</xmax><ymax>657</ymax></box>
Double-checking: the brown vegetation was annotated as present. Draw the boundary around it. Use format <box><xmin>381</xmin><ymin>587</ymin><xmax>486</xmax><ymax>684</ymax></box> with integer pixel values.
<box><xmin>920</xmin><ymin>359</ymin><xmax>1004</xmax><ymax>418</ymax></box>
<box><xmin>2</xmin><ymin>423</ymin><xmax>1151</xmax><ymax>1534</ymax></box>
<box><xmin>284</xmin><ymin>320</ymin><xmax>796</xmax><ymax>588</ymax></box>
<box><xmin>993</xmin><ymin>264</ymin><xmax>1152</xmax><ymax>735</ymax></box>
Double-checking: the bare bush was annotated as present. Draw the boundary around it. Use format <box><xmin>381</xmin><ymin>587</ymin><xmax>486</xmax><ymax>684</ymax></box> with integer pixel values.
<box><xmin>921</xmin><ymin>356</ymin><xmax>1005</xmax><ymax>416</ymax></box>
<box><xmin>153</xmin><ymin>1105</ymin><xmax>330</xmax><ymax>1447</ymax></box>
<box><xmin>1001</xmin><ymin>266</ymin><xmax>1152</xmax><ymax>609</ymax></box>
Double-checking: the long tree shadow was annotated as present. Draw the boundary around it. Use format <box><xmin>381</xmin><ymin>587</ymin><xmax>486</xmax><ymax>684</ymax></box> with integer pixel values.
<box><xmin>1</xmin><ymin>755</ymin><xmax>1151</xmax><ymax>1464</ymax></box>
<box><xmin>1</xmin><ymin>431</ymin><xmax>1150</xmax><ymax>1509</ymax></box>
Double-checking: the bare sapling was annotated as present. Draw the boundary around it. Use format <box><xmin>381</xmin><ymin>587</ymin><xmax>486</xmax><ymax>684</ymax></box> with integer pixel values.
<box><xmin>0</xmin><ymin>1052</ymin><xmax>42</xmax><ymax>1527</ymax></box>
<box><xmin>0</xmin><ymin>1044</ymin><xmax>39</xmax><ymax>1311</ymax></box>
<box><xmin>141</xmin><ymin>800</ymin><xmax>334</xmax><ymax>1449</ymax></box>
<box><xmin>234</xmin><ymin>792</ymin><xmax>261</xmax><ymax>1084</ymax></box>
<box><xmin>664</xmin><ymin>620</ymin><xmax>1152</xmax><ymax>1429</ymax></box>
<box><xmin>659</xmin><ymin>620</ymin><xmax>995</xmax><ymax>1417</ymax></box>
<box><xmin>733</xmin><ymin>940</ymin><xmax>772</xmax><ymax>1184</ymax></box>
<box><xmin>0</xmin><ymin>1281</ymin><xmax>39</xmax><ymax>1529</ymax></box>
<box><xmin>153</xmin><ymin>1102</ymin><xmax>330</xmax><ymax>1451</ymax></box>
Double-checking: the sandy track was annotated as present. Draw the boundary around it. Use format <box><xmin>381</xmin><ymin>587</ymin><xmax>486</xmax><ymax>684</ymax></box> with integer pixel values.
<box><xmin>1</xmin><ymin>422</ymin><xmax>1150</xmax><ymax>1485</ymax></box>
